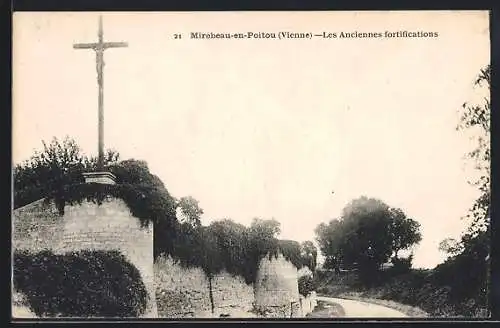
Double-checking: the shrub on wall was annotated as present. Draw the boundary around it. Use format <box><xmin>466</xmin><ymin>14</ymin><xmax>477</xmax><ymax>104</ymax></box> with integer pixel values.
<box><xmin>298</xmin><ymin>275</ymin><xmax>315</xmax><ymax>297</ymax></box>
<box><xmin>45</xmin><ymin>182</ymin><xmax>178</xmax><ymax>229</ymax></box>
<box><xmin>155</xmin><ymin>219</ymin><xmax>305</xmax><ymax>286</ymax></box>
<box><xmin>13</xmin><ymin>249</ymin><xmax>148</xmax><ymax>317</ymax></box>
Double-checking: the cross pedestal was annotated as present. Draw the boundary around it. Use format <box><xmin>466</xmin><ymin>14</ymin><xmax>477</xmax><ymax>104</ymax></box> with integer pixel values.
<box><xmin>82</xmin><ymin>171</ymin><xmax>117</xmax><ymax>185</ymax></box>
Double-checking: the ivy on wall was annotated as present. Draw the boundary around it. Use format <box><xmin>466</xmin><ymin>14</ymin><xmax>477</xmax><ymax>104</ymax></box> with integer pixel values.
<box><xmin>298</xmin><ymin>275</ymin><xmax>316</xmax><ymax>297</ymax></box>
<box><xmin>156</xmin><ymin>221</ymin><xmax>305</xmax><ymax>285</ymax></box>
<box><xmin>13</xmin><ymin>249</ymin><xmax>148</xmax><ymax>317</ymax></box>
<box><xmin>45</xmin><ymin>182</ymin><xmax>177</xmax><ymax>229</ymax></box>
<box><xmin>13</xmin><ymin>138</ymin><xmax>306</xmax><ymax>288</ymax></box>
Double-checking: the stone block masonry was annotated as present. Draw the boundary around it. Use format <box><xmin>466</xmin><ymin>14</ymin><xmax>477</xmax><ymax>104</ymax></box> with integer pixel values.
<box><xmin>154</xmin><ymin>255</ymin><xmax>256</xmax><ymax>318</ymax></box>
<box><xmin>212</xmin><ymin>271</ymin><xmax>255</xmax><ymax>317</ymax></box>
<box><xmin>12</xmin><ymin>197</ymin><xmax>158</xmax><ymax>318</ymax></box>
<box><xmin>154</xmin><ymin>255</ymin><xmax>212</xmax><ymax>318</ymax></box>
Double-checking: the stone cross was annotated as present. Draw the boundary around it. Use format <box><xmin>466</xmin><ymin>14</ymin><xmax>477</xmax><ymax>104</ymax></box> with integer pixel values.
<box><xmin>73</xmin><ymin>16</ymin><xmax>128</xmax><ymax>171</ymax></box>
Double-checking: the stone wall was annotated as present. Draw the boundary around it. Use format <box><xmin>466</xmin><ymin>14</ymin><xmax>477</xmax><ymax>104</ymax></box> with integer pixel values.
<box><xmin>254</xmin><ymin>253</ymin><xmax>300</xmax><ymax>318</ymax></box>
<box><xmin>212</xmin><ymin>271</ymin><xmax>255</xmax><ymax>317</ymax></box>
<box><xmin>154</xmin><ymin>255</ymin><xmax>256</xmax><ymax>318</ymax></box>
<box><xmin>12</xmin><ymin>197</ymin><xmax>158</xmax><ymax>318</ymax></box>
<box><xmin>154</xmin><ymin>255</ymin><xmax>212</xmax><ymax>318</ymax></box>
<box><xmin>13</xmin><ymin>199</ymin><xmax>63</xmax><ymax>251</ymax></box>
<box><xmin>13</xmin><ymin>198</ymin><xmax>308</xmax><ymax>319</ymax></box>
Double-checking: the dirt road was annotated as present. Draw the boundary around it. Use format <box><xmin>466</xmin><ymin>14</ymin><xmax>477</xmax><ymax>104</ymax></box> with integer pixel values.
<box><xmin>316</xmin><ymin>296</ymin><xmax>408</xmax><ymax>318</ymax></box>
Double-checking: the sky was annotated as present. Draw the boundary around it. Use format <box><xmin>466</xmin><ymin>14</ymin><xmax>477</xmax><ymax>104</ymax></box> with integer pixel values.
<box><xmin>12</xmin><ymin>11</ymin><xmax>490</xmax><ymax>269</ymax></box>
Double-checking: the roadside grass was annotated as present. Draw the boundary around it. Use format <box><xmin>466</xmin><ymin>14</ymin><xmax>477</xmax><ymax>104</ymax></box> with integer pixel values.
<box><xmin>315</xmin><ymin>269</ymin><xmax>489</xmax><ymax>318</ymax></box>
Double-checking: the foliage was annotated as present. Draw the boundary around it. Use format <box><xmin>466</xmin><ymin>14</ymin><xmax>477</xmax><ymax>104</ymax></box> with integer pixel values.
<box><xmin>206</xmin><ymin>219</ymin><xmax>248</xmax><ymax>278</ymax></box>
<box><xmin>109</xmin><ymin>159</ymin><xmax>165</xmax><ymax>189</ymax></box>
<box><xmin>298</xmin><ymin>275</ymin><xmax>315</xmax><ymax>297</ymax></box>
<box><xmin>164</xmin><ymin>222</ymin><xmax>222</xmax><ymax>276</ymax></box>
<box><xmin>317</xmin><ymin>267</ymin><xmax>488</xmax><ymax>317</ymax></box>
<box><xmin>161</xmin><ymin>217</ymin><xmax>305</xmax><ymax>284</ymax></box>
<box><xmin>14</xmin><ymin>137</ymin><xmax>306</xmax><ymax>287</ymax></box>
<box><xmin>315</xmin><ymin>197</ymin><xmax>421</xmax><ymax>283</ymax></box>
<box><xmin>432</xmin><ymin>230</ymin><xmax>489</xmax><ymax>313</ymax></box>
<box><xmin>272</xmin><ymin>239</ymin><xmax>304</xmax><ymax>270</ymax></box>
<box><xmin>389</xmin><ymin>255</ymin><xmax>413</xmax><ymax>275</ymax></box>
<box><xmin>13</xmin><ymin>249</ymin><xmax>148</xmax><ymax>317</ymax></box>
<box><xmin>389</xmin><ymin>208</ymin><xmax>421</xmax><ymax>258</ymax></box>
<box><xmin>13</xmin><ymin>136</ymin><xmax>119</xmax><ymax>209</ymax></box>
<box><xmin>41</xmin><ymin>182</ymin><xmax>177</xmax><ymax>229</ymax></box>
<box><xmin>177</xmin><ymin>196</ymin><xmax>204</xmax><ymax>227</ymax></box>
<box><xmin>432</xmin><ymin>64</ymin><xmax>491</xmax><ymax>315</ymax></box>
<box><xmin>248</xmin><ymin>217</ymin><xmax>281</xmax><ymax>238</ymax></box>
<box><xmin>13</xmin><ymin>139</ymin><xmax>179</xmax><ymax>238</ymax></box>
<box><xmin>300</xmin><ymin>241</ymin><xmax>318</xmax><ymax>270</ymax></box>
<box><xmin>438</xmin><ymin>238</ymin><xmax>462</xmax><ymax>256</ymax></box>
<box><xmin>456</xmin><ymin>65</ymin><xmax>490</xmax><ymax>236</ymax></box>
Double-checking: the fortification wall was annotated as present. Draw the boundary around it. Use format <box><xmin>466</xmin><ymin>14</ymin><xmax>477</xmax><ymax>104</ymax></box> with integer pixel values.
<box><xmin>154</xmin><ymin>255</ymin><xmax>256</xmax><ymax>318</ymax></box>
<box><xmin>12</xmin><ymin>197</ymin><xmax>158</xmax><ymax>318</ymax></box>
<box><xmin>154</xmin><ymin>255</ymin><xmax>212</xmax><ymax>318</ymax></box>
<box><xmin>13</xmin><ymin>199</ymin><xmax>64</xmax><ymax>251</ymax></box>
<box><xmin>212</xmin><ymin>271</ymin><xmax>255</xmax><ymax>317</ymax></box>
<box><xmin>13</xmin><ymin>199</ymin><xmax>310</xmax><ymax>319</ymax></box>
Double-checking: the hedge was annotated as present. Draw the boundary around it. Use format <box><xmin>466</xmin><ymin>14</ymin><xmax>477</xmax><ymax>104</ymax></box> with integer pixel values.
<box><xmin>13</xmin><ymin>249</ymin><xmax>148</xmax><ymax>317</ymax></box>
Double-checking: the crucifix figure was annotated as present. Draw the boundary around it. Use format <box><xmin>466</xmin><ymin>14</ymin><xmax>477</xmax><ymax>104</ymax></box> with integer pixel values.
<box><xmin>73</xmin><ymin>16</ymin><xmax>128</xmax><ymax>171</ymax></box>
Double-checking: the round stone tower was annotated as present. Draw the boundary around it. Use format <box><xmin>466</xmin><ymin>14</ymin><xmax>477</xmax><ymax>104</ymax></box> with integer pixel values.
<box><xmin>12</xmin><ymin>175</ymin><xmax>158</xmax><ymax>318</ymax></box>
<box><xmin>254</xmin><ymin>252</ymin><xmax>300</xmax><ymax>317</ymax></box>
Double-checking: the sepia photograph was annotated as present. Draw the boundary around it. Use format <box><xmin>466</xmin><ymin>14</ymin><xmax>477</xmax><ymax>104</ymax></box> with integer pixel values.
<box><xmin>11</xmin><ymin>11</ymin><xmax>490</xmax><ymax>319</ymax></box>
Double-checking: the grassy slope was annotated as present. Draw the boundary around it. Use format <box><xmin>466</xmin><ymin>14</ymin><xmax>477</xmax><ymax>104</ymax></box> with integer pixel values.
<box><xmin>315</xmin><ymin>269</ymin><xmax>489</xmax><ymax>318</ymax></box>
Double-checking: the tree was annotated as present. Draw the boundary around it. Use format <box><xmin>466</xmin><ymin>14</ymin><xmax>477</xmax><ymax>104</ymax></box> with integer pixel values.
<box><xmin>315</xmin><ymin>220</ymin><xmax>343</xmax><ymax>272</ymax></box>
<box><xmin>315</xmin><ymin>197</ymin><xmax>422</xmax><ymax>282</ymax></box>
<box><xmin>339</xmin><ymin>197</ymin><xmax>394</xmax><ymax>273</ymax></box>
<box><xmin>389</xmin><ymin>207</ymin><xmax>422</xmax><ymax>260</ymax></box>
<box><xmin>207</xmin><ymin>219</ymin><xmax>248</xmax><ymax>278</ymax></box>
<box><xmin>177</xmin><ymin>196</ymin><xmax>203</xmax><ymax>227</ymax></box>
<box><xmin>300</xmin><ymin>241</ymin><xmax>318</xmax><ymax>271</ymax></box>
<box><xmin>457</xmin><ymin>65</ymin><xmax>490</xmax><ymax>237</ymax></box>
<box><xmin>441</xmin><ymin>65</ymin><xmax>491</xmax><ymax>270</ymax></box>
<box><xmin>109</xmin><ymin>159</ymin><xmax>164</xmax><ymax>189</ymax></box>
<box><xmin>433</xmin><ymin>65</ymin><xmax>491</xmax><ymax>316</ymax></box>
<box><xmin>438</xmin><ymin>238</ymin><xmax>462</xmax><ymax>256</ymax></box>
<box><xmin>13</xmin><ymin>136</ymin><xmax>119</xmax><ymax>209</ymax></box>
<box><xmin>248</xmin><ymin>218</ymin><xmax>281</xmax><ymax>239</ymax></box>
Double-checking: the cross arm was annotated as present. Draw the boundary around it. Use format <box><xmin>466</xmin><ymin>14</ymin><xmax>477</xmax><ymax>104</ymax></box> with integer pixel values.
<box><xmin>73</xmin><ymin>43</ymin><xmax>99</xmax><ymax>49</ymax></box>
<box><xmin>73</xmin><ymin>42</ymin><xmax>128</xmax><ymax>50</ymax></box>
<box><xmin>103</xmin><ymin>42</ymin><xmax>128</xmax><ymax>49</ymax></box>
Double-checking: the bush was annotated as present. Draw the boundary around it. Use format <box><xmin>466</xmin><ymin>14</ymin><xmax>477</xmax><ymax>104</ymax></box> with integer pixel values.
<box><xmin>13</xmin><ymin>249</ymin><xmax>148</xmax><ymax>317</ymax></box>
<box><xmin>389</xmin><ymin>256</ymin><xmax>413</xmax><ymax>275</ymax></box>
<box><xmin>298</xmin><ymin>275</ymin><xmax>315</xmax><ymax>297</ymax></box>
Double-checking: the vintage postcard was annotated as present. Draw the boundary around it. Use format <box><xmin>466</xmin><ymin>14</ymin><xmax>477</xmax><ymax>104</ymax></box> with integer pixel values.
<box><xmin>12</xmin><ymin>11</ymin><xmax>490</xmax><ymax>319</ymax></box>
